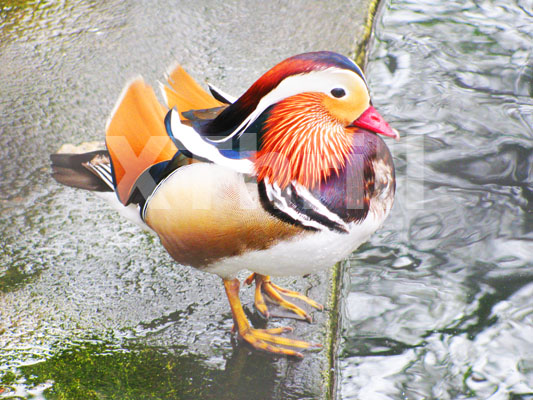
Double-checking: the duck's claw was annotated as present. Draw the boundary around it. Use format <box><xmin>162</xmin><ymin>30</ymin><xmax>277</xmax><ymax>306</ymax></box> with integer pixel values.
<box><xmin>246</xmin><ymin>273</ymin><xmax>324</xmax><ymax>322</ymax></box>
<box><xmin>240</xmin><ymin>326</ymin><xmax>322</xmax><ymax>358</ymax></box>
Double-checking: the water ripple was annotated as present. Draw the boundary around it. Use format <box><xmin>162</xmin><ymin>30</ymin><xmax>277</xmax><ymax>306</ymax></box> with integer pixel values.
<box><xmin>340</xmin><ymin>0</ymin><xmax>533</xmax><ymax>398</ymax></box>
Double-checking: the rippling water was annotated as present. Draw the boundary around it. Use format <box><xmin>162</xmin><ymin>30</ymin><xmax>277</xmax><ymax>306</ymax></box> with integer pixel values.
<box><xmin>338</xmin><ymin>0</ymin><xmax>533</xmax><ymax>398</ymax></box>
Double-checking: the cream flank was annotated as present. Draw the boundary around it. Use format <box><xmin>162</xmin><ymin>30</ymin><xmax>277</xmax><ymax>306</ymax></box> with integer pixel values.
<box><xmin>143</xmin><ymin>163</ymin><xmax>304</xmax><ymax>271</ymax></box>
<box><xmin>143</xmin><ymin>162</ymin><xmax>394</xmax><ymax>279</ymax></box>
<box><xmin>206</xmin><ymin>199</ymin><xmax>388</xmax><ymax>279</ymax></box>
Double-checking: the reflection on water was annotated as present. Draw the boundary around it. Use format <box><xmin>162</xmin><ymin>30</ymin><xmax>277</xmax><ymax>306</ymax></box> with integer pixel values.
<box><xmin>338</xmin><ymin>0</ymin><xmax>533</xmax><ymax>398</ymax></box>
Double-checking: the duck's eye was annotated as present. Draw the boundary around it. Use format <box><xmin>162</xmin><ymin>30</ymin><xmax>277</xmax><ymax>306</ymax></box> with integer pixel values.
<box><xmin>330</xmin><ymin>88</ymin><xmax>346</xmax><ymax>98</ymax></box>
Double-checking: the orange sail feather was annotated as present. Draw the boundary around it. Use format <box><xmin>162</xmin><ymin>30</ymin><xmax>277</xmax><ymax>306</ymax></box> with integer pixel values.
<box><xmin>106</xmin><ymin>78</ymin><xmax>177</xmax><ymax>205</ymax></box>
<box><xmin>163</xmin><ymin>64</ymin><xmax>225</xmax><ymax>117</ymax></box>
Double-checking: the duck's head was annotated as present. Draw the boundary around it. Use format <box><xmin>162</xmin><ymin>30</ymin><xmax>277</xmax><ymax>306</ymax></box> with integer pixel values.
<box><xmin>209</xmin><ymin>51</ymin><xmax>398</xmax><ymax>189</ymax></box>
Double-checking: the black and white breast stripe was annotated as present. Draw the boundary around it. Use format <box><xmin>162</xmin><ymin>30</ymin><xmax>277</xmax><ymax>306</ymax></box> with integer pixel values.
<box><xmin>259</xmin><ymin>178</ymin><xmax>350</xmax><ymax>234</ymax></box>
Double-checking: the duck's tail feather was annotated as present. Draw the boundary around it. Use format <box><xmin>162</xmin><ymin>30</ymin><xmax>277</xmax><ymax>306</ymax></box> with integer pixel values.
<box><xmin>51</xmin><ymin>150</ymin><xmax>114</xmax><ymax>192</ymax></box>
<box><xmin>50</xmin><ymin>149</ymin><xmax>152</xmax><ymax>232</ymax></box>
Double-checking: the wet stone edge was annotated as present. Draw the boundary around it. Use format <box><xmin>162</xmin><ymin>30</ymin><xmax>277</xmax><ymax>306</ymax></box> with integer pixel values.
<box><xmin>324</xmin><ymin>0</ymin><xmax>384</xmax><ymax>398</ymax></box>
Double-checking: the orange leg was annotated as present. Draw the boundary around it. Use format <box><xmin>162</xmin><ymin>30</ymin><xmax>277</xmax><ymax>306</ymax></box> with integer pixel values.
<box><xmin>224</xmin><ymin>278</ymin><xmax>321</xmax><ymax>358</ymax></box>
<box><xmin>245</xmin><ymin>273</ymin><xmax>324</xmax><ymax>322</ymax></box>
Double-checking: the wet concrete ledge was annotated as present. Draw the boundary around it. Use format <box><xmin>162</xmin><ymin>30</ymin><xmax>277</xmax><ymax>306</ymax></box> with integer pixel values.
<box><xmin>0</xmin><ymin>1</ymin><xmax>379</xmax><ymax>399</ymax></box>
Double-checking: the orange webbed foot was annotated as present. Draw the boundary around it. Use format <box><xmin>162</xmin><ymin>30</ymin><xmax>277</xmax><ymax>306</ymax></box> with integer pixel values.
<box><xmin>224</xmin><ymin>278</ymin><xmax>322</xmax><ymax>358</ymax></box>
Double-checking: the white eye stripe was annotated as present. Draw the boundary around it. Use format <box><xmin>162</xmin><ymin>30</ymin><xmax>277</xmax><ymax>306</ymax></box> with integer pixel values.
<box><xmin>211</xmin><ymin>68</ymin><xmax>366</xmax><ymax>143</ymax></box>
<box><xmin>260</xmin><ymin>68</ymin><xmax>363</xmax><ymax>110</ymax></box>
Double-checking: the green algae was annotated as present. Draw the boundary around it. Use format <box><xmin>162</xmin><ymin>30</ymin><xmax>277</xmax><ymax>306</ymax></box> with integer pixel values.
<box><xmin>2</xmin><ymin>340</ymin><xmax>285</xmax><ymax>399</ymax></box>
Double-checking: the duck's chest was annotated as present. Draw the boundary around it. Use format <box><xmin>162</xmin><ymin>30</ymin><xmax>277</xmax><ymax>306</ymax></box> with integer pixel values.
<box><xmin>204</xmin><ymin>206</ymin><xmax>388</xmax><ymax>278</ymax></box>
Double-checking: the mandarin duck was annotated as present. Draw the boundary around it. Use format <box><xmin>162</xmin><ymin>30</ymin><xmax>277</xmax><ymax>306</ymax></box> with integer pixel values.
<box><xmin>51</xmin><ymin>51</ymin><xmax>398</xmax><ymax>358</ymax></box>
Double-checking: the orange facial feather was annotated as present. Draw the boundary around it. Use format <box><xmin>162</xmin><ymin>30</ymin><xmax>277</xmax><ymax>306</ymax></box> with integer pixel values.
<box><xmin>255</xmin><ymin>92</ymin><xmax>354</xmax><ymax>189</ymax></box>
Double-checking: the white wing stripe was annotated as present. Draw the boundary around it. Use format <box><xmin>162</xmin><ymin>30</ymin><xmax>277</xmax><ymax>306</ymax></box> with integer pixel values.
<box><xmin>93</xmin><ymin>164</ymin><xmax>113</xmax><ymax>183</ymax></box>
<box><xmin>87</xmin><ymin>162</ymin><xmax>114</xmax><ymax>190</ymax></box>
<box><xmin>168</xmin><ymin>109</ymin><xmax>254</xmax><ymax>175</ymax></box>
